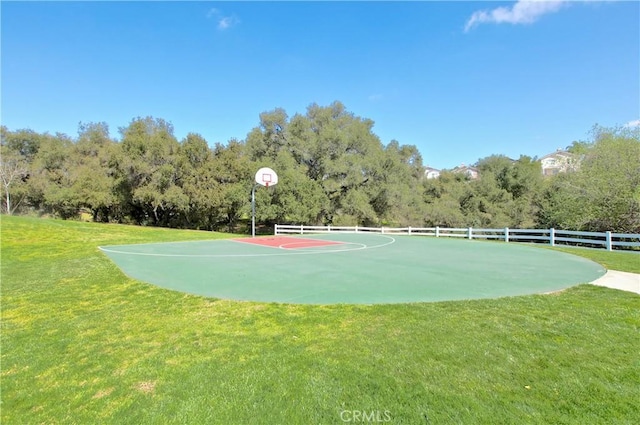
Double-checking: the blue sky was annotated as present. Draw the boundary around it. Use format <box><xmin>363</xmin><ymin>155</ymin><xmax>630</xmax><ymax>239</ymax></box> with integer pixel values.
<box><xmin>2</xmin><ymin>1</ymin><xmax>638</xmax><ymax>169</ymax></box>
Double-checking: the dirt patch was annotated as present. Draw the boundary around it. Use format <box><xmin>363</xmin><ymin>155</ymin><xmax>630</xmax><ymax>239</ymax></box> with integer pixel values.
<box><xmin>92</xmin><ymin>387</ymin><xmax>115</xmax><ymax>399</ymax></box>
<box><xmin>135</xmin><ymin>381</ymin><xmax>157</xmax><ymax>394</ymax></box>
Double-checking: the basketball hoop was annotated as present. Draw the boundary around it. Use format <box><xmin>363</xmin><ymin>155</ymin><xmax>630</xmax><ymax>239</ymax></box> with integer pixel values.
<box><xmin>256</xmin><ymin>168</ymin><xmax>278</xmax><ymax>187</ymax></box>
<box><xmin>262</xmin><ymin>173</ymin><xmax>272</xmax><ymax>187</ymax></box>
<box><xmin>252</xmin><ymin>167</ymin><xmax>278</xmax><ymax>237</ymax></box>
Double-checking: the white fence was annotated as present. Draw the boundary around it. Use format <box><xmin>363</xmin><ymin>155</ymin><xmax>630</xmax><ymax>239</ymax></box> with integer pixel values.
<box><xmin>274</xmin><ymin>225</ymin><xmax>640</xmax><ymax>251</ymax></box>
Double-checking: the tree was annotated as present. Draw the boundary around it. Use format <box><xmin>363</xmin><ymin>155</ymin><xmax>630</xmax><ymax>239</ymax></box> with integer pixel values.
<box><xmin>0</xmin><ymin>126</ymin><xmax>45</xmax><ymax>215</ymax></box>
<box><xmin>422</xmin><ymin>171</ymin><xmax>469</xmax><ymax>227</ymax></box>
<box><xmin>259</xmin><ymin>150</ymin><xmax>328</xmax><ymax>225</ymax></box>
<box><xmin>538</xmin><ymin>126</ymin><xmax>640</xmax><ymax>232</ymax></box>
<box><xmin>117</xmin><ymin>117</ymin><xmax>187</xmax><ymax>226</ymax></box>
<box><xmin>209</xmin><ymin>139</ymin><xmax>253</xmax><ymax>231</ymax></box>
<box><xmin>6</xmin><ymin>108</ymin><xmax>634</xmax><ymax>234</ymax></box>
<box><xmin>287</xmin><ymin>101</ymin><xmax>386</xmax><ymax>224</ymax></box>
<box><xmin>471</xmin><ymin>154</ymin><xmax>543</xmax><ymax>227</ymax></box>
<box><xmin>1</xmin><ymin>127</ymin><xmax>42</xmax><ymax>160</ymax></box>
<box><xmin>246</xmin><ymin>108</ymin><xmax>289</xmax><ymax>161</ymax></box>
<box><xmin>25</xmin><ymin>133</ymin><xmax>81</xmax><ymax>218</ymax></box>
<box><xmin>178</xmin><ymin>133</ymin><xmax>218</xmax><ymax>229</ymax></box>
<box><xmin>566</xmin><ymin>140</ymin><xmax>592</xmax><ymax>155</ymax></box>
<box><xmin>0</xmin><ymin>146</ymin><xmax>29</xmax><ymax>214</ymax></box>
<box><xmin>369</xmin><ymin>141</ymin><xmax>425</xmax><ymax>226</ymax></box>
<box><xmin>70</xmin><ymin>122</ymin><xmax>120</xmax><ymax>222</ymax></box>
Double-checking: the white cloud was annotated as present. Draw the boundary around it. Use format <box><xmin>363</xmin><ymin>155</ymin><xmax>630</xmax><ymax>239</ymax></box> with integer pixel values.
<box><xmin>624</xmin><ymin>119</ymin><xmax>640</xmax><ymax>128</ymax></box>
<box><xmin>465</xmin><ymin>0</ymin><xmax>569</xmax><ymax>32</ymax></box>
<box><xmin>206</xmin><ymin>8</ymin><xmax>239</xmax><ymax>31</ymax></box>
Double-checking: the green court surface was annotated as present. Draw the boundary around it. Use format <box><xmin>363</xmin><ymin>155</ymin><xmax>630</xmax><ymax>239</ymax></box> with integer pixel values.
<box><xmin>99</xmin><ymin>233</ymin><xmax>607</xmax><ymax>304</ymax></box>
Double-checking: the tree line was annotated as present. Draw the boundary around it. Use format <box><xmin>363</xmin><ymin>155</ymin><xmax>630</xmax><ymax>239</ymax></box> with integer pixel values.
<box><xmin>2</xmin><ymin>101</ymin><xmax>639</xmax><ymax>233</ymax></box>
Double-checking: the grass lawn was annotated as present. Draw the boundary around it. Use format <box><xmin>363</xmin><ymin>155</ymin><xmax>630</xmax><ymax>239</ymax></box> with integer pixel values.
<box><xmin>548</xmin><ymin>246</ymin><xmax>640</xmax><ymax>274</ymax></box>
<box><xmin>1</xmin><ymin>216</ymin><xmax>639</xmax><ymax>424</ymax></box>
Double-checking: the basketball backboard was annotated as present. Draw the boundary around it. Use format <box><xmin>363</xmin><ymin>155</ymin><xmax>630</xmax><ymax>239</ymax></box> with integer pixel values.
<box><xmin>255</xmin><ymin>167</ymin><xmax>278</xmax><ymax>187</ymax></box>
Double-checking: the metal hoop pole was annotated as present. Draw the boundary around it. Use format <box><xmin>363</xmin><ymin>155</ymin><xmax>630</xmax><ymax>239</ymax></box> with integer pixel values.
<box><xmin>251</xmin><ymin>184</ymin><xmax>257</xmax><ymax>237</ymax></box>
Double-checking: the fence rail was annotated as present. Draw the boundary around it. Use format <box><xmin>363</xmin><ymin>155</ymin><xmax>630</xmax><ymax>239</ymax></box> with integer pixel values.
<box><xmin>274</xmin><ymin>225</ymin><xmax>640</xmax><ymax>251</ymax></box>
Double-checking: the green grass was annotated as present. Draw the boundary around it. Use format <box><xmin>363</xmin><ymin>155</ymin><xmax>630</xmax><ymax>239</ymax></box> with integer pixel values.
<box><xmin>549</xmin><ymin>246</ymin><xmax>640</xmax><ymax>274</ymax></box>
<box><xmin>2</xmin><ymin>216</ymin><xmax>639</xmax><ymax>424</ymax></box>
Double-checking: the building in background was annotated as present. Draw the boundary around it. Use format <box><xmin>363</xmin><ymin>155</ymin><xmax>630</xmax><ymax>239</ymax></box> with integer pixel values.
<box><xmin>451</xmin><ymin>164</ymin><xmax>480</xmax><ymax>180</ymax></box>
<box><xmin>424</xmin><ymin>166</ymin><xmax>441</xmax><ymax>179</ymax></box>
<box><xmin>540</xmin><ymin>150</ymin><xmax>578</xmax><ymax>176</ymax></box>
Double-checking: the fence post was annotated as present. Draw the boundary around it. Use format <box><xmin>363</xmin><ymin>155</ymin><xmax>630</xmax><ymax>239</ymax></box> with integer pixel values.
<box><xmin>275</xmin><ymin>224</ymin><xmax>279</xmax><ymax>235</ymax></box>
<box><xmin>436</xmin><ymin>226</ymin><xmax>440</xmax><ymax>238</ymax></box>
<box><xmin>381</xmin><ymin>227</ymin><xmax>385</xmax><ymax>234</ymax></box>
<box><xmin>408</xmin><ymin>226</ymin><xmax>412</xmax><ymax>235</ymax></box>
<box><xmin>355</xmin><ymin>225</ymin><xmax>358</xmax><ymax>233</ymax></box>
<box><xmin>300</xmin><ymin>224</ymin><xmax>304</xmax><ymax>235</ymax></box>
<box><xmin>467</xmin><ymin>227</ymin><xmax>473</xmax><ymax>240</ymax></box>
<box><xmin>504</xmin><ymin>227</ymin><xmax>509</xmax><ymax>243</ymax></box>
<box><xmin>550</xmin><ymin>228</ymin><xmax>555</xmax><ymax>247</ymax></box>
<box><xmin>606</xmin><ymin>231</ymin><xmax>612</xmax><ymax>251</ymax></box>
<box><xmin>328</xmin><ymin>225</ymin><xmax>331</xmax><ymax>233</ymax></box>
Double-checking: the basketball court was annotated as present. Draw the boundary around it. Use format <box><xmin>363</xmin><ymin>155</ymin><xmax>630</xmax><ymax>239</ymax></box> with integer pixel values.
<box><xmin>99</xmin><ymin>233</ymin><xmax>607</xmax><ymax>304</ymax></box>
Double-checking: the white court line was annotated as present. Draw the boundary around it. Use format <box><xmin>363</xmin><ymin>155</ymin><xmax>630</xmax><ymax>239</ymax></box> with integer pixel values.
<box><xmin>279</xmin><ymin>242</ymin><xmax>367</xmax><ymax>251</ymax></box>
<box><xmin>98</xmin><ymin>235</ymin><xmax>396</xmax><ymax>258</ymax></box>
